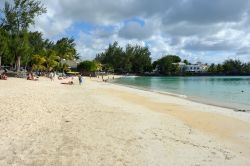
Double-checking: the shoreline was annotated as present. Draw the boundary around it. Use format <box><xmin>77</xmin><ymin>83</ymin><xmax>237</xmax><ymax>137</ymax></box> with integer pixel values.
<box><xmin>109</xmin><ymin>77</ymin><xmax>250</xmax><ymax>112</ymax></box>
<box><xmin>97</xmin><ymin>80</ymin><xmax>250</xmax><ymax>155</ymax></box>
<box><xmin>1</xmin><ymin>77</ymin><xmax>250</xmax><ymax>165</ymax></box>
<box><xmin>105</xmin><ymin>79</ymin><xmax>250</xmax><ymax>122</ymax></box>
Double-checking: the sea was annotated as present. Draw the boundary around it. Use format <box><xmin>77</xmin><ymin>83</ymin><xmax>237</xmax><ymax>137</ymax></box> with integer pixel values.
<box><xmin>112</xmin><ymin>76</ymin><xmax>250</xmax><ymax>111</ymax></box>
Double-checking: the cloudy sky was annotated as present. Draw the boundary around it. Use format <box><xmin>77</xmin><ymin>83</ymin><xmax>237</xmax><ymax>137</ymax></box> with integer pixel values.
<box><xmin>2</xmin><ymin>0</ymin><xmax>250</xmax><ymax>63</ymax></box>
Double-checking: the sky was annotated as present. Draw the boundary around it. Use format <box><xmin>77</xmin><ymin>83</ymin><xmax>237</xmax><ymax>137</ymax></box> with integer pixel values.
<box><xmin>1</xmin><ymin>0</ymin><xmax>250</xmax><ymax>64</ymax></box>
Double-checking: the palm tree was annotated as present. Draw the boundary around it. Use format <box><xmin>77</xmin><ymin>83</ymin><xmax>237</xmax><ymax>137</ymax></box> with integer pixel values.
<box><xmin>31</xmin><ymin>54</ymin><xmax>46</xmax><ymax>71</ymax></box>
<box><xmin>55</xmin><ymin>37</ymin><xmax>77</xmax><ymax>61</ymax></box>
<box><xmin>44</xmin><ymin>50</ymin><xmax>59</xmax><ymax>72</ymax></box>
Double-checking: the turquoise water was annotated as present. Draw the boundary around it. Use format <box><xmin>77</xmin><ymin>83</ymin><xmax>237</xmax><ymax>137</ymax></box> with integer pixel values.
<box><xmin>112</xmin><ymin>76</ymin><xmax>250</xmax><ymax>110</ymax></box>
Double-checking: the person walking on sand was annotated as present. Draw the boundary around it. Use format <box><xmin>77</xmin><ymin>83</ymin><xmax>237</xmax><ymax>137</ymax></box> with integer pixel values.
<box><xmin>49</xmin><ymin>72</ymin><xmax>54</xmax><ymax>81</ymax></box>
<box><xmin>78</xmin><ymin>74</ymin><xmax>83</xmax><ymax>85</ymax></box>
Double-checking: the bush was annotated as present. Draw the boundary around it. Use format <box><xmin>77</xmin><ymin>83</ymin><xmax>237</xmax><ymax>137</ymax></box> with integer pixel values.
<box><xmin>77</xmin><ymin>61</ymin><xmax>97</xmax><ymax>73</ymax></box>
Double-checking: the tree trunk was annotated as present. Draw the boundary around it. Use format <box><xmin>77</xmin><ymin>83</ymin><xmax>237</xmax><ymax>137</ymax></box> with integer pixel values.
<box><xmin>16</xmin><ymin>56</ymin><xmax>21</xmax><ymax>72</ymax></box>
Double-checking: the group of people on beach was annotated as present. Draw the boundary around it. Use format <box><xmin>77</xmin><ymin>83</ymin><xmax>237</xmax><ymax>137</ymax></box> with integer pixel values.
<box><xmin>26</xmin><ymin>70</ymin><xmax>84</xmax><ymax>85</ymax></box>
<box><xmin>60</xmin><ymin>74</ymin><xmax>83</xmax><ymax>85</ymax></box>
<box><xmin>1</xmin><ymin>69</ymin><xmax>111</xmax><ymax>86</ymax></box>
<box><xmin>27</xmin><ymin>72</ymin><xmax>39</xmax><ymax>81</ymax></box>
<box><xmin>99</xmin><ymin>75</ymin><xmax>114</xmax><ymax>82</ymax></box>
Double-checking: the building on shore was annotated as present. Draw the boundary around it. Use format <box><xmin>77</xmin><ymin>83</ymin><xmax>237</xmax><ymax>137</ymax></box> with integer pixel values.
<box><xmin>184</xmin><ymin>62</ymin><xmax>208</xmax><ymax>73</ymax></box>
<box><xmin>61</xmin><ymin>59</ymin><xmax>81</xmax><ymax>70</ymax></box>
<box><xmin>172</xmin><ymin>62</ymin><xmax>209</xmax><ymax>73</ymax></box>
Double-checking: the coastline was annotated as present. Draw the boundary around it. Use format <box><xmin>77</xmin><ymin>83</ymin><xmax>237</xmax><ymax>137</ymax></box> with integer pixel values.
<box><xmin>109</xmin><ymin>76</ymin><xmax>250</xmax><ymax>112</ymax></box>
<box><xmin>92</xmin><ymin>76</ymin><xmax>250</xmax><ymax>153</ymax></box>
<box><xmin>99</xmin><ymin>80</ymin><xmax>250</xmax><ymax>151</ymax></box>
<box><xmin>103</xmin><ymin>78</ymin><xmax>250</xmax><ymax>122</ymax></box>
<box><xmin>1</xmin><ymin>77</ymin><xmax>250</xmax><ymax>165</ymax></box>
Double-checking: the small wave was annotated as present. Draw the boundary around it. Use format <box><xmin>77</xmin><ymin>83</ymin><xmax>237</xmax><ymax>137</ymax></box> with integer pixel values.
<box><xmin>153</xmin><ymin>90</ymin><xmax>188</xmax><ymax>98</ymax></box>
<box><xmin>123</xmin><ymin>75</ymin><xmax>138</xmax><ymax>78</ymax></box>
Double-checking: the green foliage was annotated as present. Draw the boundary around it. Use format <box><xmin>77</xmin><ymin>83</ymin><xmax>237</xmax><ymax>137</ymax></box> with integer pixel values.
<box><xmin>207</xmin><ymin>63</ymin><xmax>217</xmax><ymax>73</ymax></box>
<box><xmin>183</xmin><ymin>59</ymin><xmax>190</xmax><ymax>65</ymax></box>
<box><xmin>1</xmin><ymin>0</ymin><xmax>46</xmax><ymax>71</ymax></box>
<box><xmin>28</xmin><ymin>31</ymin><xmax>45</xmax><ymax>55</ymax></box>
<box><xmin>8</xmin><ymin>32</ymin><xmax>30</xmax><ymax>70</ymax></box>
<box><xmin>105</xmin><ymin>65</ymin><xmax>114</xmax><ymax>72</ymax></box>
<box><xmin>2</xmin><ymin>0</ymin><xmax>46</xmax><ymax>33</ymax></box>
<box><xmin>44</xmin><ymin>50</ymin><xmax>59</xmax><ymax>71</ymax></box>
<box><xmin>62</xmin><ymin>63</ymin><xmax>70</xmax><ymax>72</ymax></box>
<box><xmin>55</xmin><ymin>37</ymin><xmax>77</xmax><ymax>60</ymax></box>
<box><xmin>0</xmin><ymin>27</ymin><xmax>9</xmax><ymax>67</ymax></box>
<box><xmin>31</xmin><ymin>54</ymin><xmax>46</xmax><ymax>70</ymax></box>
<box><xmin>95</xmin><ymin>42</ymin><xmax>152</xmax><ymax>74</ymax></box>
<box><xmin>129</xmin><ymin>45</ymin><xmax>152</xmax><ymax>74</ymax></box>
<box><xmin>207</xmin><ymin>59</ymin><xmax>250</xmax><ymax>75</ymax></box>
<box><xmin>77</xmin><ymin>61</ymin><xmax>97</xmax><ymax>72</ymax></box>
<box><xmin>0</xmin><ymin>0</ymin><xmax>80</xmax><ymax>72</ymax></box>
<box><xmin>153</xmin><ymin>55</ymin><xmax>181</xmax><ymax>75</ymax></box>
<box><xmin>216</xmin><ymin>64</ymin><xmax>224</xmax><ymax>73</ymax></box>
<box><xmin>95</xmin><ymin>42</ymin><xmax>124</xmax><ymax>72</ymax></box>
<box><xmin>242</xmin><ymin>63</ymin><xmax>250</xmax><ymax>74</ymax></box>
<box><xmin>222</xmin><ymin>59</ymin><xmax>242</xmax><ymax>74</ymax></box>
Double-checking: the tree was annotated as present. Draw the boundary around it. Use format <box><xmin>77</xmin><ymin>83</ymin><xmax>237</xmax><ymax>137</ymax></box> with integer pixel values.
<box><xmin>44</xmin><ymin>50</ymin><xmax>59</xmax><ymax>71</ymax></box>
<box><xmin>95</xmin><ymin>61</ymin><xmax>103</xmax><ymax>71</ymax></box>
<box><xmin>206</xmin><ymin>60</ymin><xmax>250</xmax><ymax>75</ymax></box>
<box><xmin>8</xmin><ymin>32</ymin><xmax>30</xmax><ymax>70</ymax></box>
<box><xmin>28</xmin><ymin>31</ymin><xmax>45</xmax><ymax>55</ymax></box>
<box><xmin>130</xmin><ymin>45</ymin><xmax>152</xmax><ymax>74</ymax></box>
<box><xmin>95</xmin><ymin>42</ymin><xmax>152</xmax><ymax>74</ymax></box>
<box><xmin>222</xmin><ymin>59</ymin><xmax>242</xmax><ymax>75</ymax></box>
<box><xmin>1</xmin><ymin>0</ymin><xmax>46</xmax><ymax>71</ymax></box>
<box><xmin>21</xmin><ymin>31</ymin><xmax>45</xmax><ymax>69</ymax></box>
<box><xmin>55</xmin><ymin>37</ymin><xmax>78</xmax><ymax>61</ymax></box>
<box><xmin>216</xmin><ymin>64</ymin><xmax>224</xmax><ymax>73</ymax></box>
<box><xmin>96</xmin><ymin>41</ymin><xmax>124</xmax><ymax>73</ymax></box>
<box><xmin>77</xmin><ymin>61</ymin><xmax>97</xmax><ymax>73</ymax></box>
<box><xmin>31</xmin><ymin>54</ymin><xmax>46</xmax><ymax>71</ymax></box>
<box><xmin>183</xmin><ymin>59</ymin><xmax>190</xmax><ymax>65</ymax></box>
<box><xmin>0</xmin><ymin>27</ymin><xmax>9</xmax><ymax>68</ymax></box>
<box><xmin>153</xmin><ymin>55</ymin><xmax>181</xmax><ymax>75</ymax></box>
<box><xmin>207</xmin><ymin>63</ymin><xmax>217</xmax><ymax>74</ymax></box>
<box><xmin>2</xmin><ymin>0</ymin><xmax>46</xmax><ymax>33</ymax></box>
<box><xmin>242</xmin><ymin>63</ymin><xmax>250</xmax><ymax>74</ymax></box>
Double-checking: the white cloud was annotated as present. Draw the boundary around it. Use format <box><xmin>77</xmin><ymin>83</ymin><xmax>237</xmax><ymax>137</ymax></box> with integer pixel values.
<box><xmin>25</xmin><ymin>0</ymin><xmax>250</xmax><ymax>63</ymax></box>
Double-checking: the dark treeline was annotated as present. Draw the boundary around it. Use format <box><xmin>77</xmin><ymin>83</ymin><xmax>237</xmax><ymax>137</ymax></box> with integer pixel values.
<box><xmin>208</xmin><ymin>60</ymin><xmax>250</xmax><ymax>75</ymax></box>
<box><xmin>95</xmin><ymin>42</ymin><xmax>250</xmax><ymax>76</ymax></box>
<box><xmin>95</xmin><ymin>42</ymin><xmax>152</xmax><ymax>74</ymax></box>
<box><xmin>0</xmin><ymin>0</ymin><xmax>78</xmax><ymax>73</ymax></box>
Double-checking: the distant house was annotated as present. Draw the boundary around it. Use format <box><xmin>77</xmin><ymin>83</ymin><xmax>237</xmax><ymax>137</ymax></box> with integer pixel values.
<box><xmin>171</xmin><ymin>62</ymin><xmax>208</xmax><ymax>73</ymax></box>
<box><xmin>185</xmin><ymin>62</ymin><xmax>208</xmax><ymax>73</ymax></box>
<box><xmin>61</xmin><ymin>59</ymin><xmax>80</xmax><ymax>70</ymax></box>
<box><xmin>172</xmin><ymin>62</ymin><xmax>186</xmax><ymax>71</ymax></box>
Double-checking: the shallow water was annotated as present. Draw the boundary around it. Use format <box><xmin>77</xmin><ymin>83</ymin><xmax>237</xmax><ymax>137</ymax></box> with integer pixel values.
<box><xmin>112</xmin><ymin>76</ymin><xmax>250</xmax><ymax>110</ymax></box>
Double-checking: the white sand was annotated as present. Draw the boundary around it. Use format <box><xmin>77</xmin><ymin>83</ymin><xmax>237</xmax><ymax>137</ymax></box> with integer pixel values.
<box><xmin>0</xmin><ymin>77</ymin><xmax>250</xmax><ymax>166</ymax></box>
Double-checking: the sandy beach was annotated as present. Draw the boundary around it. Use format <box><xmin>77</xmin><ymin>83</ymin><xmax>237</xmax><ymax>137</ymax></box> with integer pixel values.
<box><xmin>1</xmin><ymin>77</ymin><xmax>250</xmax><ymax>166</ymax></box>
